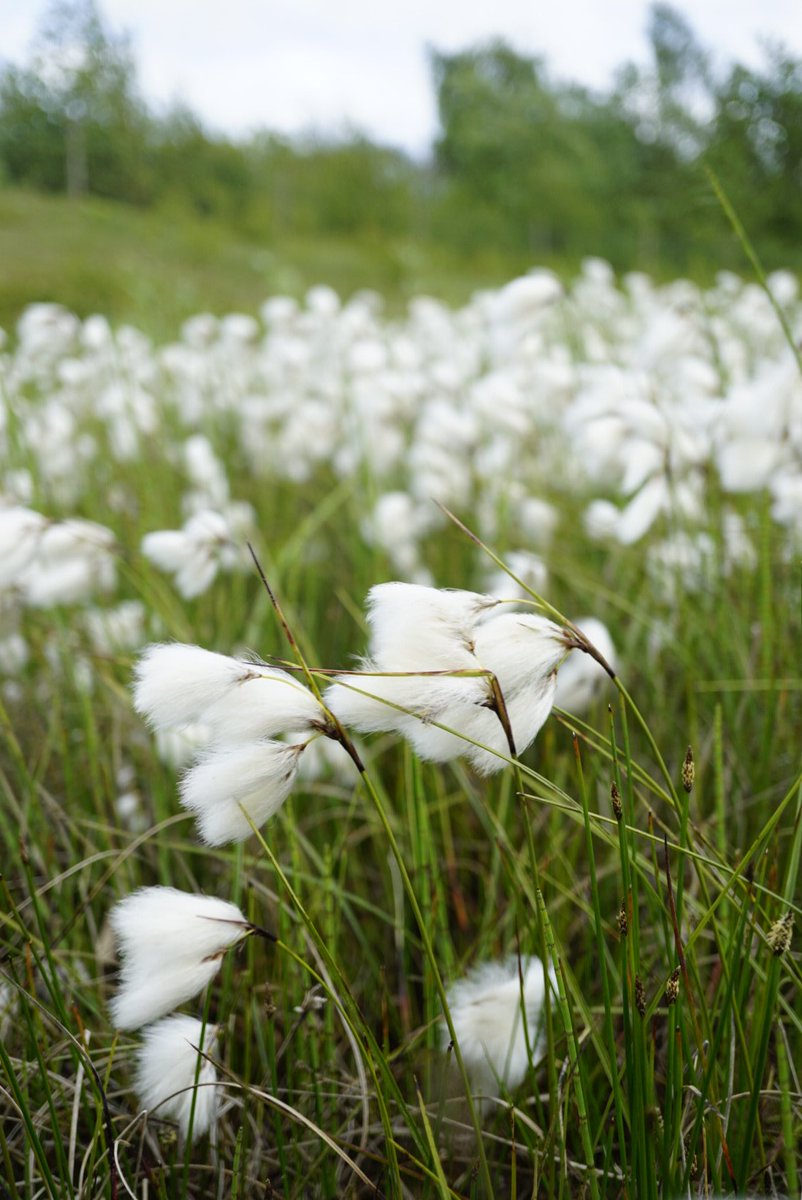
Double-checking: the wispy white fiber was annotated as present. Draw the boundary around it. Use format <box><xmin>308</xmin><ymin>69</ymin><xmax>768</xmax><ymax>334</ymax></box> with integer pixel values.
<box><xmin>202</xmin><ymin>671</ymin><xmax>324</xmax><ymax>742</ymax></box>
<box><xmin>109</xmin><ymin>886</ymin><xmax>247</xmax><ymax>1029</ymax></box>
<box><xmin>133</xmin><ymin>642</ymin><xmax>261</xmax><ymax>730</ymax></box>
<box><xmin>442</xmin><ymin>956</ymin><xmax>554</xmax><ymax>1103</ymax></box>
<box><xmin>133</xmin><ymin>643</ymin><xmax>324</xmax><ymax>741</ymax></box>
<box><xmin>554</xmin><ymin>618</ymin><xmax>617</xmax><ymax>714</ymax></box>
<box><xmin>365</xmin><ymin>582</ymin><xmax>497</xmax><ymax>667</ymax></box>
<box><xmin>327</xmin><ymin>587</ymin><xmax>566</xmax><ymax>773</ymax></box>
<box><xmin>141</xmin><ymin>507</ymin><xmax>251</xmax><ymax>599</ymax></box>
<box><xmin>134</xmin><ymin>1016</ymin><xmax>218</xmax><ymax>1141</ymax></box>
<box><xmin>0</xmin><ymin>507</ymin><xmax>47</xmax><ymax>588</ymax></box>
<box><xmin>179</xmin><ymin>739</ymin><xmax>304</xmax><ymax>844</ymax></box>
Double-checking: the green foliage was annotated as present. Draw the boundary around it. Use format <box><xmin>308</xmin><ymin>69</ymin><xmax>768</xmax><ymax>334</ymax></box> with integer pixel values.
<box><xmin>2</xmin><ymin>1</ymin><xmax>802</xmax><ymax>288</ymax></box>
<box><xmin>0</xmin><ymin>0</ymin><xmax>149</xmax><ymax>200</ymax></box>
<box><xmin>1</xmin><ymin>472</ymin><xmax>801</xmax><ymax>1196</ymax></box>
<box><xmin>0</xmin><ymin>189</ymin><xmax>535</xmax><ymax>338</ymax></box>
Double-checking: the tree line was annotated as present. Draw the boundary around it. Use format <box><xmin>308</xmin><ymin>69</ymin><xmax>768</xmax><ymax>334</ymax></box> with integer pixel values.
<box><xmin>2</xmin><ymin>0</ymin><xmax>801</xmax><ymax>277</ymax></box>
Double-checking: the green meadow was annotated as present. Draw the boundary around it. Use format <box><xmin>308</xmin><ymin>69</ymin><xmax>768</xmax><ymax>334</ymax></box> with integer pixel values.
<box><xmin>0</xmin><ymin>189</ymin><xmax>800</xmax><ymax>1196</ymax></box>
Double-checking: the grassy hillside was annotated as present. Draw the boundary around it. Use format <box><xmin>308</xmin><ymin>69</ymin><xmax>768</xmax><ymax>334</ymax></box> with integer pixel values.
<box><xmin>0</xmin><ymin>188</ymin><xmax>541</xmax><ymax>337</ymax></box>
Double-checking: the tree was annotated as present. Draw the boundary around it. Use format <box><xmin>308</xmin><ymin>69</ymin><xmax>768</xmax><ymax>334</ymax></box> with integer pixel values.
<box><xmin>431</xmin><ymin>41</ymin><xmax>650</xmax><ymax>264</ymax></box>
<box><xmin>708</xmin><ymin>48</ymin><xmax>802</xmax><ymax>251</ymax></box>
<box><xmin>0</xmin><ymin>0</ymin><xmax>148</xmax><ymax>198</ymax></box>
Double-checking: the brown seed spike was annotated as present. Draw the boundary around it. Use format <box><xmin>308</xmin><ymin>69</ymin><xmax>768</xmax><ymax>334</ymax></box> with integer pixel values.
<box><xmin>665</xmin><ymin>966</ymin><xmax>680</xmax><ymax>1006</ymax></box>
<box><xmin>682</xmin><ymin>746</ymin><xmax>695</xmax><ymax>794</ymax></box>
<box><xmin>611</xmin><ymin>781</ymin><xmax>623</xmax><ymax>820</ymax></box>
<box><xmin>617</xmin><ymin>900</ymin><xmax>628</xmax><ymax>937</ymax></box>
<box><xmin>634</xmin><ymin>974</ymin><xmax>647</xmax><ymax>1017</ymax></box>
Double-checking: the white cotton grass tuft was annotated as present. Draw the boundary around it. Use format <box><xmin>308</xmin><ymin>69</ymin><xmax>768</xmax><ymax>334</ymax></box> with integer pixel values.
<box><xmin>442</xmin><ymin>956</ymin><xmax>554</xmax><ymax>1104</ymax></box>
<box><xmin>134</xmin><ymin>1015</ymin><xmax>219</xmax><ymax>1141</ymax></box>
<box><xmin>403</xmin><ymin>613</ymin><xmax>564</xmax><ymax>774</ymax></box>
<box><xmin>554</xmin><ymin>618</ymin><xmax>617</xmax><ymax>714</ymax></box>
<box><xmin>0</xmin><ymin>506</ymin><xmax>47</xmax><ymax>588</ymax></box>
<box><xmin>179</xmin><ymin>740</ymin><xmax>305</xmax><ymax>845</ymax></box>
<box><xmin>141</xmin><ymin>507</ymin><xmax>252</xmax><ymax>599</ymax></box>
<box><xmin>133</xmin><ymin>641</ymin><xmax>332</xmax><ymax>844</ymax></box>
<box><xmin>326</xmin><ymin>583</ymin><xmax>568</xmax><ymax>774</ymax></box>
<box><xmin>202</xmin><ymin>671</ymin><xmax>325</xmax><ymax>742</ymax></box>
<box><xmin>366</xmin><ymin>582</ymin><xmax>498</xmax><ymax>667</ymax></box>
<box><xmin>133</xmin><ymin>643</ymin><xmax>259</xmax><ymax>731</ymax></box>
<box><xmin>109</xmin><ymin>886</ymin><xmax>248</xmax><ymax>1029</ymax></box>
<box><xmin>133</xmin><ymin>643</ymin><xmax>324</xmax><ymax>738</ymax></box>
<box><xmin>325</xmin><ymin>582</ymin><xmax>492</xmax><ymax>738</ymax></box>
<box><xmin>10</xmin><ymin>516</ymin><xmax>118</xmax><ymax>607</ymax></box>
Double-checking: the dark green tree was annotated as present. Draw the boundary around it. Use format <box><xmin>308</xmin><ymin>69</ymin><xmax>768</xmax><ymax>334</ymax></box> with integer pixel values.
<box><xmin>0</xmin><ymin>0</ymin><xmax>148</xmax><ymax>199</ymax></box>
<box><xmin>431</xmin><ymin>40</ymin><xmax>655</xmax><ymax>265</ymax></box>
<box><xmin>708</xmin><ymin>49</ymin><xmax>802</xmax><ymax>252</ymax></box>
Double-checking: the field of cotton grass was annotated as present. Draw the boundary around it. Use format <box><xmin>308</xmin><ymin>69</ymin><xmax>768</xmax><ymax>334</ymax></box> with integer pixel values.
<box><xmin>1</xmin><ymin>257</ymin><xmax>801</xmax><ymax>1199</ymax></box>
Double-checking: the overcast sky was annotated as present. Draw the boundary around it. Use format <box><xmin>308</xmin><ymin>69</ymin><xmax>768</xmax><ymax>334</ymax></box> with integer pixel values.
<box><xmin>3</xmin><ymin>0</ymin><xmax>801</xmax><ymax>154</ymax></box>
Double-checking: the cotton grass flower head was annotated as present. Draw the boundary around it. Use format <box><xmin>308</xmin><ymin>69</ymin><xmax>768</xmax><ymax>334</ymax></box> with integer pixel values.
<box><xmin>180</xmin><ymin>739</ymin><xmax>307</xmax><ymax>844</ymax></box>
<box><xmin>109</xmin><ymin>886</ymin><xmax>249</xmax><ymax>1029</ymax></box>
<box><xmin>2</xmin><ymin>513</ymin><xmax>117</xmax><ymax>606</ymax></box>
<box><xmin>141</xmin><ymin>507</ymin><xmax>251</xmax><ymax>599</ymax></box>
<box><xmin>326</xmin><ymin>582</ymin><xmax>569</xmax><ymax>774</ymax></box>
<box><xmin>134</xmin><ymin>641</ymin><xmax>335</xmax><ymax>843</ymax></box>
<box><xmin>0</xmin><ymin>506</ymin><xmax>48</xmax><ymax>589</ymax></box>
<box><xmin>325</xmin><ymin>583</ymin><xmax>497</xmax><ymax>738</ymax></box>
<box><xmin>133</xmin><ymin>642</ymin><xmax>323</xmax><ymax>736</ymax></box>
<box><xmin>135</xmin><ymin>1015</ymin><xmax>219</xmax><ymax>1141</ymax></box>
<box><xmin>401</xmin><ymin>611</ymin><xmax>567</xmax><ymax>774</ymax></box>
<box><xmin>442</xmin><ymin>956</ymin><xmax>554</xmax><ymax>1104</ymax></box>
<box><xmin>554</xmin><ymin>617</ymin><xmax>617</xmax><ymax>713</ymax></box>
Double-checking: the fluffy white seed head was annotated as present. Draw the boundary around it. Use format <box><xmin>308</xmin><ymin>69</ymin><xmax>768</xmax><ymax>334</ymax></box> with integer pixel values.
<box><xmin>17</xmin><ymin>556</ymin><xmax>113</xmax><ymax>607</ymax></box>
<box><xmin>327</xmin><ymin>590</ymin><xmax>566</xmax><ymax>773</ymax></box>
<box><xmin>554</xmin><ymin>618</ymin><xmax>617</xmax><ymax>713</ymax></box>
<box><xmin>464</xmin><ymin>676</ymin><xmax>559</xmax><ymax>775</ymax></box>
<box><xmin>473</xmin><ymin>612</ymin><xmax>566</xmax><ymax>699</ymax></box>
<box><xmin>0</xmin><ymin>506</ymin><xmax>47</xmax><ymax>587</ymax></box>
<box><xmin>179</xmin><ymin>739</ymin><xmax>303</xmax><ymax>844</ymax></box>
<box><xmin>442</xmin><ymin>956</ymin><xmax>554</xmax><ymax>1103</ymax></box>
<box><xmin>133</xmin><ymin>643</ymin><xmax>260</xmax><ymax>731</ymax></box>
<box><xmin>365</xmin><ymin>582</ymin><xmax>498</xmax><ymax>669</ymax></box>
<box><xmin>36</xmin><ymin>518</ymin><xmax>115</xmax><ymax>562</ymax></box>
<box><xmin>202</xmin><ymin>671</ymin><xmax>324</xmax><ymax>742</ymax></box>
<box><xmin>141</xmin><ymin>509</ymin><xmax>244</xmax><ymax>599</ymax></box>
<box><xmin>109</xmin><ymin>887</ymin><xmax>247</xmax><ymax>1029</ymax></box>
<box><xmin>134</xmin><ymin>1016</ymin><xmax>218</xmax><ymax>1141</ymax></box>
<box><xmin>326</xmin><ymin>581</ymin><xmax>496</xmax><ymax>735</ymax></box>
<box><xmin>325</xmin><ymin>662</ymin><xmax>483</xmax><ymax>736</ymax></box>
<box><xmin>112</xmin><ymin>959</ymin><xmax>224</xmax><ymax>1032</ymax></box>
<box><xmin>140</xmin><ymin>529</ymin><xmax>194</xmax><ymax>573</ymax></box>
<box><xmin>111</xmin><ymin>887</ymin><xmax>247</xmax><ymax>962</ymax></box>
<box><xmin>134</xmin><ymin>643</ymin><xmax>323</xmax><ymax>741</ymax></box>
<box><xmin>447</xmin><ymin>612</ymin><xmax>566</xmax><ymax>773</ymax></box>
<box><xmin>404</xmin><ymin>701</ymin><xmax>504</xmax><ymax>770</ymax></box>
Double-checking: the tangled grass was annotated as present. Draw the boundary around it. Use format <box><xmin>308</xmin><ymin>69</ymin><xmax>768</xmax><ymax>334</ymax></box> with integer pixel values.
<box><xmin>1</xmin><ymin>260</ymin><xmax>801</xmax><ymax>1198</ymax></box>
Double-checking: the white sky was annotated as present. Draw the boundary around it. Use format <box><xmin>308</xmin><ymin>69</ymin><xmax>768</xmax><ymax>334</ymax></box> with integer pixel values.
<box><xmin>3</xmin><ymin>0</ymin><xmax>801</xmax><ymax>154</ymax></box>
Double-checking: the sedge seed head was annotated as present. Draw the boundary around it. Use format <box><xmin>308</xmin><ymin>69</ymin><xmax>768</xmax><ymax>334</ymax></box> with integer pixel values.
<box><xmin>665</xmin><ymin>967</ymin><xmax>680</xmax><ymax>1006</ymax></box>
<box><xmin>634</xmin><ymin>974</ymin><xmax>647</xmax><ymax>1017</ymax></box>
<box><xmin>611</xmin><ymin>781</ymin><xmax>623</xmax><ymax>820</ymax></box>
<box><xmin>767</xmin><ymin>911</ymin><xmax>793</xmax><ymax>957</ymax></box>
<box><xmin>682</xmin><ymin>746</ymin><xmax>695</xmax><ymax>793</ymax></box>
